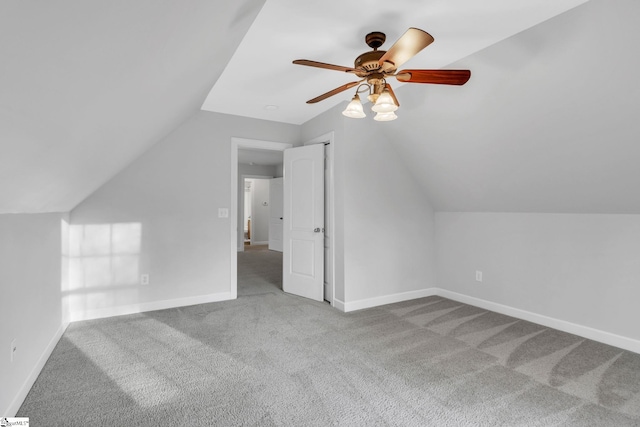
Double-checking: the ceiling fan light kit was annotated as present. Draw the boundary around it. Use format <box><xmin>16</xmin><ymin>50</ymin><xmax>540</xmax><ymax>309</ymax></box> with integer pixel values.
<box><xmin>294</xmin><ymin>27</ymin><xmax>471</xmax><ymax>122</ymax></box>
<box><xmin>373</xmin><ymin>111</ymin><xmax>398</xmax><ymax>122</ymax></box>
<box><xmin>342</xmin><ymin>93</ymin><xmax>366</xmax><ymax>118</ymax></box>
<box><xmin>371</xmin><ymin>88</ymin><xmax>398</xmax><ymax>113</ymax></box>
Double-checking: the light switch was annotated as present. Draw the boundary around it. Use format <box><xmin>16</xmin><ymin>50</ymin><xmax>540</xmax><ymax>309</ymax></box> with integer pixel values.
<box><xmin>218</xmin><ymin>208</ymin><xmax>229</xmax><ymax>218</ymax></box>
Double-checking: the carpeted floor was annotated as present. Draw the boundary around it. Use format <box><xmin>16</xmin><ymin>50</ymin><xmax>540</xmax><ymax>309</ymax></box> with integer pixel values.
<box><xmin>18</xmin><ymin>247</ymin><xmax>640</xmax><ymax>426</ymax></box>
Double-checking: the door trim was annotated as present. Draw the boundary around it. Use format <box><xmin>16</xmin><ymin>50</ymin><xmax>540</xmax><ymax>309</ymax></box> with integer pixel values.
<box><xmin>304</xmin><ymin>131</ymin><xmax>335</xmax><ymax>307</ymax></box>
<box><xmin>230</xmin><ymin>138</ymin><xmax>293</xmax><ymax>300</ymax></box>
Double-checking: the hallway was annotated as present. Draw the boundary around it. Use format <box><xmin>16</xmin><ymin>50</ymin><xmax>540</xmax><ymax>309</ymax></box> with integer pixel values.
<box><xmin>237</xmin><ymin>245</ymin><xmax>283</xmax><ymax>297</ymax></box>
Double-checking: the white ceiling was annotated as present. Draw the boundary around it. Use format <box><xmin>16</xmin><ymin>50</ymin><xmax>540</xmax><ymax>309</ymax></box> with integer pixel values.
<box><xmin>1</xmin><ymin>0</ymin><xmax>634</xmax><ymax>217</ymax></box>
<box><xmin>238</xmin><ymin>148</ymin><xmax>283</xmax><ymax>166</ymax></box>
<box><xmin>201</xmin><ymin>0</ymin><xmax>588</xmax><ymax>125</ymax></box>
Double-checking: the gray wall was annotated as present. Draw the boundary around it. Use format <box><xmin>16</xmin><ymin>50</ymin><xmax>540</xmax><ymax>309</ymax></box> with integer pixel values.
<box><xmin>69</xmin><ymin>111</ymin><xmax>300</xmax><ymax>320</ymax></box>
<box><xmin>341</xmin><ymin>116</ymin><xmax>436</xmax><ymax>306</ymax></box>
<box><xmin>0</xmin><ymin>213</ymin><xmax>66</xmax><ymax>415</ymax></box>
<box><xmin>385</xmin><ymin>0</ymin><xmax>640</xmax><ymax>213</ymax></box>
<box><xmin>436</xmin><ymin>212</ymin><xmax>640</xmax><ymax>341</ymax></box>
<box><xmin>301</xmin><ymin>104</ymin><xmax>438</xmax><ymax>308</ymax></box>
<box><xmin>250</xmin><ymin>178</ymin><xmax>270</xmax><ymax>243</ymax></box>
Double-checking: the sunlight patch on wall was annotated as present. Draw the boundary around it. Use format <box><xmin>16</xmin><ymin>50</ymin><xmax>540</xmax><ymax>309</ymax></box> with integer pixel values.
<box><xmin>64</xmin><ymin>223</ymin><xmax>143</xmax><ymax>320</ymax></box>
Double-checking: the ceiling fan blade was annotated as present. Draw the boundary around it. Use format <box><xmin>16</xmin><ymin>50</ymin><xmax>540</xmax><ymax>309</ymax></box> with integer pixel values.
<box><xmin>378</xmin><ymin>28</ymin><xmax>434</xmax><ymax>69</ymax></box>
<box><xmin>396</xmin><ymin>69</ymin><xmax>471</xmax><ymax>85</ymax></box>
<box><xmin>306</xmin><ymin>81</ymin><xmax>361</xmax><ymax>104</ymax></box>
<box><xmin>385</xmin><ymin>83</ymin><xmax>400</xmax><ymax>108</ymax></box>
<box><xmin>293</xmin><ymin>59</ymin><xmax>356</xmax><ymax>73</ymax></box>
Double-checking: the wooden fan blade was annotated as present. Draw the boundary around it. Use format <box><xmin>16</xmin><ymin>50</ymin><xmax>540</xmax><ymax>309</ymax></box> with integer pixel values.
<box><xmin>386</xmin><ymin>84</ymin><xmax>400</xmax><ymax>108</ymax></box>
<box><xmin>379</xmin><ymin>28</ymin><xmax>434</xmax><ymax>69</ymax></box>
<box><xmin>293</xmin><ymin>59</ymin><xmax>356</xmax><ymax>73</ymax></box>
<box><xmin>306</xmin><ymin>81</ymin><xmax>361</xmax><ymax>104</ymax></box>
<box><xmin>396</xmin><ymin>69</ymin><xmax>471</xmax><ymax>85</ymax></box>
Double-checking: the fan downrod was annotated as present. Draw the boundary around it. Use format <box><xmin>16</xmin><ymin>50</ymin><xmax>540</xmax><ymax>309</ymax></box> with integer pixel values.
<box><xmin>365</xmin><ymin>32</ymin><xmax>386</xmax><ymax>50</ymax></box>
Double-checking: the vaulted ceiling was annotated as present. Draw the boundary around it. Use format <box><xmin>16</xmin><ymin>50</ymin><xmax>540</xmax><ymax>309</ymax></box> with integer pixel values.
<box><xmin>6</xmin><ymin>0</ymin><xmax>636</xmax><ymax>215</ymax></box>
<box><xmin>0</xmin><ymin>0</ymin><xmax>265</xmax><ymax>213</ymax></box>
<box><xmin>201</xmin><ymin>0</ymin><xmax>587</xmax><ymax>125</ymax></box>
<box><xmin>379</xmin><ymin>0</ymin><xmax>640</xmax><ymax>213</ymax></box>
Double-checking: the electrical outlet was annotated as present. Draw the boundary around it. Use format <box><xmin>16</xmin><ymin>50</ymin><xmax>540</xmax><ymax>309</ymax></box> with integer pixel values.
<box><xmin>10</xmin><ymin>339</ymin><xmax>16</xmax><ymax>362</ymax></box>
<box><xmin>218</xmin><ymin>208</ymin><xmax>229</xmax><ymax>218</ymax></box>
<box><xmin>475</xmin><ymin>271</ymin><xmax>483</xmax><ymax>282</ymax></box>
<box><xmin>140</xmin><ymin>274</ymin><xmax>149</xmax><ymax>285</ymax></box>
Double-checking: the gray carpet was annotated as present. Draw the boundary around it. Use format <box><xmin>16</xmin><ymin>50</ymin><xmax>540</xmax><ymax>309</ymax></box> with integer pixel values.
<box><xmin>18</xmin><ymin>247</ymin><xmax>640</xmax><ymax>425</ymax></box>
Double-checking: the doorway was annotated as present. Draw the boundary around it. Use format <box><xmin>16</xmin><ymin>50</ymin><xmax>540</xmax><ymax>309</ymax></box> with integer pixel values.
<box><xmin>230</xmin><ymin>134</ymin><xmax>335</xmax><ymax>305</ymax></box>
<box><xmin>241</xmin><ymin>176</ymin><xmax>273</xmax><ymax>250</ymax></box>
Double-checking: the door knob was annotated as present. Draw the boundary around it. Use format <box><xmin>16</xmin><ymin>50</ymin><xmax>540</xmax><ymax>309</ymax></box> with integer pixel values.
<box><xmin>314</xmin><ymin>228</ymin><xmax>321</xmax><ymax>233</ymax></box>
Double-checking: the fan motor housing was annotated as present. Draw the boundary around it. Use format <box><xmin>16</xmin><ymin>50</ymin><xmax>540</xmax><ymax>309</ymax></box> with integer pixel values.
<box><xmin>354</xmin><ymin>51</ymin><xmax>396</xmax><ymax>76</ymax></box>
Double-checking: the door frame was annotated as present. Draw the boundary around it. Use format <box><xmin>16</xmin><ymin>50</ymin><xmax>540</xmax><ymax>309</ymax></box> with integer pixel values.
<box><xmin>230</xmin><ymin>134</ymin><xmax>335</xmax><ymax>306</ymax></box>
<box><xmin>304</xmin><ymin>131</ymin><xmax>335</xmax><ymax>307</ymax></box>
<box><xmin>231</xmin><ymin>138</ymin><xmax>292</xmax><ymax>299</ymax></box>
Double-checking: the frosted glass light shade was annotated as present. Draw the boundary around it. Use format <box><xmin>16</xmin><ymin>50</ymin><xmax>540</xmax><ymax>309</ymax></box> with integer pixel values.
<box><xmin>371</xmin><ymin>89</ymin><xmax>398</xmax><ymax>113</ymax></box>
<box><xmin>342</xmin><ymin>94</ymin><xmax>366</xmax><ymax>118</ymax></box>
<box><xmin>374</xmin><ymin>111</ymin><xmax>398</xmax><ymax>121</ymax></box>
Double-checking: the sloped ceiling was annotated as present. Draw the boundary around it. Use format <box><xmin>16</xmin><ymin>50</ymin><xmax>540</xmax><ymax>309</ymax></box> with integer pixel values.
<box><xmin>202</xmin><ymin>0</ymin><xmax>587</xmax><ymax>125</ymax></box>
<box><xmin>379</xmin><ymin>0</ymin><xmax>640</xmax><ymax>213</ymax></box>
<box><xmin>7</xmin><ymin>0</ymin><xmax>632</xmax><ymax>216</ymax></box>
<box><xmin>0</xmin><ymin>0</ymin><xmax>265</xmax><ymax>213</ymax></box>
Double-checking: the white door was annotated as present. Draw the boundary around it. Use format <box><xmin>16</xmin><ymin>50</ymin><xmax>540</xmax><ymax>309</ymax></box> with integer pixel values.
<box><xmin>268</xmin><ymin>177</ymin><xmax>283</xmax><ymax>252</ymax></box>
<box><xmin>283</xmin><ymin>144</ymin><xmax>324</xmax><ymax>301</ymax></box>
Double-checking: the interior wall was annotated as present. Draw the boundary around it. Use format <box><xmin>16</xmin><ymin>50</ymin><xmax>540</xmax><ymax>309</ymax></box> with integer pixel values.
<box><xmin>239</xmin><ymin>164</ymin><xmax>277</xmax><ymax>177</ymax></box>
<box><xmin>0</xmin><ymin>213</ymin><xmax>67</xmax><ymax>415</ymax></box>
<box><xmin>301</xmin><ymin>103</ymin><xmax>438</xmax><ymax>309</ymax></box>
<box><xmin>69</xmin><ymin>111</ymin><xmax>300</xmax><ymax>321</ymax></box>
<box><xmin>436</xmin><ymin>212</ymin><xmax>640</xmax><ymax>343</ymax></box>
<box><xmin>384</xmin><ymin>0</ymin><xmax>640</xmax><ymax>214</ymax></box>
<box><xmin>250</xmin><ymin>179</ymin><xmax>270</xmax><ymax>243</ymax></box>
<box><xmin>341</xmin><ymin>117</ymin><xmax>437</xmax><ymax>307</ymax></box>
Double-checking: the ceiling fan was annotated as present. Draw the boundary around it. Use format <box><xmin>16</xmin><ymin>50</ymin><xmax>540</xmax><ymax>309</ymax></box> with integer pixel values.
<box><xmin>293</xmin><ymin>28</ymin><xmax>471</xmax><ymax>120</ymax></box>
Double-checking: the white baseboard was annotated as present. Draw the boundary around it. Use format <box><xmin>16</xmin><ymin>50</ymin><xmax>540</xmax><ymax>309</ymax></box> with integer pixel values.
<box><xmin>69</xmin><ymin>292</ymin><xmax>234</xmax><ymax>322</ymax></box>
<box><xmin>6</xmin><ymin>321</ymin><xmax>69</xmax><ymax>416</ymax></box>
<box><xmin>335</xmin><ymin>286</ymin><xmax>640</xmax><ymax>354</ymax></box>
<box><xmin>435</xmin><ymin>288</ymin><xmax>640</xmax><ymax>355</ymax></box>
<box><xmin>333</xmin><ymin>298</ymin><xmax>346</xmax><ymax>312</ymax></box>
<box><xmin>342</xmin><ymin>288</ymin><xmax>438</xmax><ymax>312</ymax></box>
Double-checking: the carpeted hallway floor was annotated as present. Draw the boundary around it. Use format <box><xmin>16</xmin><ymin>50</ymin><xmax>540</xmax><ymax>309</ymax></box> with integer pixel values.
<box><xmin>237</xmin><ymin>244</ymin><xmax>283</xmax><ymax>297</ymax></box>
<box><xmin>18</xmin><ymin>246</ymin><xmax>640</xmax><ymax>426</ymax></box>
